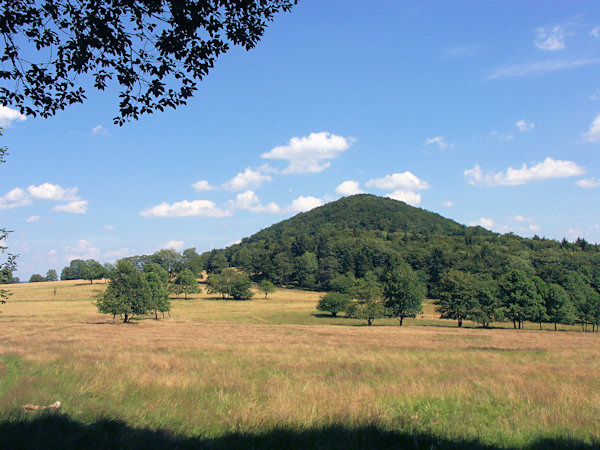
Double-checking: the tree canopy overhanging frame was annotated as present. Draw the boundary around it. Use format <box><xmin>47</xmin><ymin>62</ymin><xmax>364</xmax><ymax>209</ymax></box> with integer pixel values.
<box><xmin>0</xmin><ymin>0</ymin><xmax>297</xmax><ymax>125</ymax></box>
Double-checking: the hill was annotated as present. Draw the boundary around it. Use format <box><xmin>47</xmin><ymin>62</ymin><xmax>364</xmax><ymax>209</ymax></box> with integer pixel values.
<box><xmin>209</xmin><ymin>194</ymin><xmax>599</xmax><ymax>295</ymax></box>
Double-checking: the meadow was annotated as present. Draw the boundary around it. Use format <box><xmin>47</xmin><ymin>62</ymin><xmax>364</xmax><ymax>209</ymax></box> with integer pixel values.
<box><xmin>0</xmin><ymin>280</ymin><xmax>599</xmax><ymax>449</ymax></box>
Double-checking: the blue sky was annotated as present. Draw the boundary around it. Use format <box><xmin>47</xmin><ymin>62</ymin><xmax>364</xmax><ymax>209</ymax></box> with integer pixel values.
<box><xmin>1</xmin><ymin>0</ymin><xmax>600</xmax><ymax>279</ymax></box>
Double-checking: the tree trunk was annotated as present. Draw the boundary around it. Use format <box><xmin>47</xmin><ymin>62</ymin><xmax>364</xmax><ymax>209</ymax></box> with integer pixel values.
<box><xmin>123</xmin><ymin>313</ymin><xmax>129</xmax><ymax>323</ymax></box>
<box><xmin>399</xmin><ymin>316</ymin><xmax>403</xmax><ymax>326</ymax></box>
<box><xmin>458</xmin><ymin>318</ymin><xmax>463</xmax><ymax>328</ymax></box>
<box><xmin>554</xmin><ymin>322</ymin><xmax>557</xmax><ymax>331</ymax></box>
<box><xmin>367</xmin><ymin>318</ymin><xmax>373</xmax><ymax>326</ymax></box>
<box><xmin>513</xmin><ymin>320</ymin><xmax>517</xmax><ymax>329</ymax></box>
<box><xmin>332</xmin><ymin>312</ymin><xmax>337</xmax><ymax>317</ymax></box>
<box><xmin>539</xmin><ymin>322</ymin><xmax>542</xmax><ymax>330</ymax></box>
<box><xmin>155</xmin><ymin>310</ymin><xmax>158</xmax><ymax>320</ymax></box>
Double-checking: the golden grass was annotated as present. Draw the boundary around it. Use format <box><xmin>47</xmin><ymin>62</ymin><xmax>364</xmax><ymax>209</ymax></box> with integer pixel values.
<box><xmin>1</xmin><ymin>280</ymin><xmax>599</xmax><ymax>446</ymax></box>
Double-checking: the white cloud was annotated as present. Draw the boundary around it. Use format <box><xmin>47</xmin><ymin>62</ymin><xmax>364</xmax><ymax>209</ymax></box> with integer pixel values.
<box><xmin>386</xmin><ymin>190</ymin><xmax>421</xmax><ymax>206</ymax></box>
<box><xmin>92</xmin><ymin>125</ymin><xmax>107</xmax><ymax>135</ymax></box>
<box><xmin>534</xmin><ymin>26</ymin><xmax>566</xmax><ymax>51</ymax></box>
<box><xmin>53</xmin><ymin>200</ymin><xmax>88</xmax><ymax>214</ymax></box>
<box><xmin>261</xmin><ymin>132</ymin><xmax>353</xmax><ymax>174</ymax></box>
<box><xmin>222</xmin><ymin>168</ymin><xmax>272</xmax><ymax>191</ymax></box>
<box><xmin>0</xmin><ymin>188</ymin><xmax>31</xmax><ymax>209</ymax></box>
<box><xmin>425</xmin><ymin>136</ymin><xmax>451</xmax><ymax>151</ymax></box>
<box><xmin>516</xmin><ymin>120</ymin><xmax>535</xmax><ymax>132</ymax></box>
<box><xmin>442</xmin><ymin>200</ymin><xmax>454</xmax><ymax>207</ymax></box>
<box><xmin>583</xmin><ymin>114</ymin><xmax>600</xmax><ymax>142</ymax></box>
<box><xmin>591</xmin><ymin>27</ymin><xmax>600</xmax><ymax>38</ymax></box>
<box><xmin>576</xmin><ymin>177</ymin><xmax>600</xmax><ymax>188</ymax></box>
<box><xmin>529</xmin><ymin>224</ymin><xmax>541</xmax><ymax>231</ymax></box>
<box><xmin>469</xmin><ymin>217</ymin><xmax>494</xmax><ymax>229</ymax></box>
<box><xmin>163</xmin><ymin>240</ymin><xmax>184</xmax><ymax>251</ymax></box>
<box><xmin>366</xmin><ymin>171</ymin><xmax>429</xmax><ymax>191</ymax></box>
<box><xmin>465</xmin><ymin>158</ymin><xmax>585</xmax><ymax>186</ymax></box>
<box><xmin>191</xmin><ymin>180</ymin><xmax>215</xmax><ymax>192</ymax></box>
<box><xmin>26</xmin><ymin>215</ymin><xmax>40</xmax><ymax>223</ymax></box>
<box><xmin>513</xmin><ymin>215</ymin><xmax>531</xmax><ymax>222</ymax></box>
<box><xmin>335</xmin><ymin>180</ymin><xmax>363</xmax><ymax>196</ymax></box>
<box><xmin>227</xmin><ymin>190</ymin><xmax>281</xmax><ymax>214</ymax></box>
<box><xmin>289</xmin><ymin>195</ymin><xmax>323</xmax><ymax>213</ymax></box>
<box><xmin>140</xmin><ymin>199</ymin><xmax>231</xmax><ymax>218</ymax></box>
<box><xmin>105</xmin><ymin>248</ymin><xmax>130</xmax><ymax>259</ymax></box>
<box><xmin>0</xmin><ymin>105</ymin><xmax>26</xmax><ymax>127</ymax></box>
<box><xmin>27</xmin><ymin>183</ymin><xmax>79</xmax><ymax>201</ymax></box>
<box><xmin>489</xmin><ymin>58</ymin><xmax>599</xmax><ymax>79</ymax></box>
<box><xmin>104</xmin><ymin>224</ymin><xmax>115</xmax><ymax>230</ymax></box>
<box><xmin>65</xmin><ymin>239</ymin><xmax>100</xmax><ymax>260</ymax></box>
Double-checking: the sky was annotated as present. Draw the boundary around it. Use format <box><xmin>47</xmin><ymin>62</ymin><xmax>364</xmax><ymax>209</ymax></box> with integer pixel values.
<box><xmin>1</xmin><ymin>0</ymin><xmax>600</xmax><ymax>279</ymax></box>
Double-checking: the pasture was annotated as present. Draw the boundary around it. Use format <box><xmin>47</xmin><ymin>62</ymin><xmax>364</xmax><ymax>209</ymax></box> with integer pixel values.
<box><xmin>0</xmin><ymin>280</ymin><xmax>599</xmax><ymax>449</ymax></box>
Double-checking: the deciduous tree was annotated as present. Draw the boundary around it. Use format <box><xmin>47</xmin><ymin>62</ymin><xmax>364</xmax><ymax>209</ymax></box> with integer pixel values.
<box><xmin>383</xmin><ymin>264</ymin><xmax>424</xmax><ymax>326</ymax></box>
<box><xmin>317</xmin><ymin>292</ymin><xmax>351</xmax><ymax>317</ymax></box>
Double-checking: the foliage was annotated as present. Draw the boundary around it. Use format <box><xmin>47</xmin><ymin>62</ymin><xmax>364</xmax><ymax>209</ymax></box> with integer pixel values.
<box><xmin>45</xmin><ymin>269</ymin><xmax>58</xmax><ymax>282</ymax></box>
<box><xmin>60</xmin><ymin>259</ymin><xmax>86</xmax><ymax>280</ymax></box>
<box><xmin>382</xmin><ymin>264</ymin><xmax>425</xmax><ymax>325</ymax></box>
<box><xmin>435</xmin><ymin>270</ymin><xmax>479</xmax><ymax>328</ymax></box>
<box><xmin>142</xmin><ymin>263</ymin><xmax>170</xmax><ymax>284</ymax></box>
<box><xmin>316</xmin><ymin>292</ymin><xmax>351</xmax><ymax>317</ymax></box>
<box><xmin>95</xmin><ymin>259</ymin><xmax>151</xmax><ymax>323</ymax></box>
<box><xmin>258</xmin><ymin>280</ymin><xmax>276</xmax><ymax>299</ymax></box>
<box><xmin>28</xmin><ymin>274</ymin><xmax>46</xmax><ymax>283</ymax></box>
<box><xmin>206</xmin><ymin>269</ymin><xmax>253</xmax><ymax>300</ymax></box>
<box><xmin>470</xmin><ymin>277</ymin><xmax>503</xmax><ymax>328</ymax></box>
<box><xmin>82</xmin><ymin>259</ymin><xmax>106</xmax><ymax>284</ymax></box>
<box><xmin>0</xmin><ymin>132</ymin><xmax>17</xmax><ymax>303</ymax></box>
<box><xmin>346</xmin><ymin>276</ymin><xmax>386</xmax><ymax>326</ymax></box>
<box><xmin>170</xmin><ymin>268</ymin><xmax>199</xmax><ymax>299</ymax></box>
<box><xmin>546</xmin><ymin>283</ymin><xmax>576</xmax><ymax>330</ymax></box>
<box><xmin>145</xmin><ymin>271</ymin><xmax>170</xmax><ymax>319</ymax></box>
<box><xmin>0</xmin><ymin>0</ymin><xmax>297</xmax><ymax>124</ymax></box>
<box><xmin>499</xmin><ymin>269</ymin><xmax>540</xmax><ymax>329</ymax></box>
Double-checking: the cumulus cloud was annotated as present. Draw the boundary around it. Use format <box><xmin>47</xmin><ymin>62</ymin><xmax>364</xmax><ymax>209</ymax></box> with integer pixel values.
<box><xmin>489</xmin><ymin>58</ymin><xmax>599</xmax><ymax>79</ymax></box>
<box><xmin>104</xmin><ymin>224</ymin><xmax>115</xmax><ymax>230</ymax></box>
<box><xmin>469</xmin><ymin>217</ymin><xmax>494</xmax><ymax>229</ymax></box>
<box><xmin>516</xmin><ymin>120</ymin><xmax>535</xmax><ymax>132</ymax></box>
<box><xmin>163</xmin><ymin>240</ymin><xmax>184</xmax><ymax>251</ymax></box>
<box><xmin>53</xmin><ymin>200</ymin><xmax>88</xmax><ymax>214</ymax></box>
<box><xmin>490</xmin><ymin>131</ymin><xmax>513</xmax><ymax>141</ymax></box>
<box><xmin>191</xmin><ymin>180</ymin><xmax>215</xmax><ymax>192</ymax></box>
<box><xmin>0</xmin><ymin>188</ymin><xmax>31</xmax><ymax>210</ymax></box>
<box><xmin>105</xmin><ymin>248</ymin><xmax>130</xmax><ymax>259</ymax></box>
<box><xmin>26</xmin><ymin>215</ymin><xmax>40</xmax><ymax>223</ymax></box>
<box><xmin>386</xmin><ymin>190</ymin><xmax>421</xmax><ymax>206</ymax></box>
<box><xmin>27</xmin><ymin>183</ymin><xmax>79</xmax><ymax>201</ymax></box>
<box><xmin>65</xmin><ymin>239</ymin><xmax>100</xmax><ymax>261</ymax></box>
<box><xmin>534</xmin><ymin>26</ymin><xmax>566</xmax><ymax>51</ymax></box>
<box><xmin>576</xmin><ymin>177</ymin><xmax>600</xmax><ymax>188</ymax></box>
<box><xmin>583</xmin><ymin>114</ymin><xmax>600</xmax><ymax>142</ymax></box>
<box><xmin>335</xmin><ymin>180</ymin><xmax>363</xmax><ymax>196</ymax></box>
<box><xmin>92</xmin><ymin>125</ymin><xmax>107</xmax><ymax>135</ymax></box>
<box><xmin>222</xmin><ymin>168</ymin><xmax>272</xmax><ymax>191</ymax></box>
<box><xmin>227</xmin><ymin>190</ymin><xmax>281</xmax><ymax>214</ymax></box>
<box><xmin>513</xmin><ymin>215</ymin><xmax>531</xmax><ymax>222</ymax></box>
<box><xmin>261</xmin><ymin>132</ymin><xmax>353</xmax><ymax>174</ymax></box>
<box><xmin>465</xmin><ymin>157</ymin><xmax>585</xmax><ymax>187</ymax></box>
<box><xmin>366</xmin><ymin>172</ymin><xmax>429</xmax><ymax>191</ymax></box>
<box><xmin>289</xmin><ymin>195</ymin><xmax>323</xmax><ymax>213</ymax></box>
<box><xmin>0</xmin><ymin>105</ymin><xmax>26</xmax><ymax>127</ymax></box>
<box><xmin>425</xmin><ymin>136</ymin><xmax>451</xmax><ymax>151</ymax></box>
<box><xmin>591</xmin><ymin>27</ymin><xmax>600</xmax><ymax>38</ymax></box>
<box><xmin>442</xmin><ymin>200</ymin><xmax>454</xmax><ymax>207</ymax></box>
<box><xmin>140</xmin><ymin>199</ymin><xmax>231</xmax><ymax>218</ymax></box>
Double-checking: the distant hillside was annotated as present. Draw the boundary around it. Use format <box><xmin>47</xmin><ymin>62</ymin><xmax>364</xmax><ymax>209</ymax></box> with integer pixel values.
<box><xmin>206</xmin><ymin>194</ymin><xmax>599</xmax><ymax>295</ymax></box>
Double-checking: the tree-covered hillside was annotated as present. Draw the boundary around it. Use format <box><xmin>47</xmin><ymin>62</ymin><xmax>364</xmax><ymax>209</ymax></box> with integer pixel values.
<box><xmin>207</xmin><ymin>194</ymin><xmax>599</xmax><ymax>298</ymax></box>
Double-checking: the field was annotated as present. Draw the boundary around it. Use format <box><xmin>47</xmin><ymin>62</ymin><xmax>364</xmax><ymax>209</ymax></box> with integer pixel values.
<box><xmin>0</xmin><ymin>280</ymin><xmax>599</xmax><ymax>449</ymax></box>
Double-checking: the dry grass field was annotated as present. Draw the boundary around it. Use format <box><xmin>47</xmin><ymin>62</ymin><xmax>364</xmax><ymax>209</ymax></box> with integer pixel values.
<box><xmin>0</xmin><ymin>280</ymin><xmax>599</xmax><ymax>449</ymax></box>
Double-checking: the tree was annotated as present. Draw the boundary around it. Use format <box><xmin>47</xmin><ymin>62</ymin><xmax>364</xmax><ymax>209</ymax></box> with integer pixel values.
<box><xmin>382</xmin><ymin>264</ymin><xmax>425</xmax><ymax>326</ymax></box>
<box><xmin>182</xmin><ymin>248</ymin><xmax>204</xmax><ymax>277</ymax></box>
<box><xmin>546</xmin><ymin>283</ymin><xmax>576</xmax><ymax>330</ymax></box>
<box><xmin>170</xmin><ymin>268</ymin><xmax>199</xmax><ymax>299</ymax></box>
<box><xmin>499</xmin><ymin>269</ymin><xmax>538</xmax><ymax>329</ymax></box>
<box><xmin>317</xmin><ymin>292</ymin><xmax>351</xmax><ymax>317</ymax></box>
<box><xmin>45</xmin><ymin>269</ymin><xmax>58</xmax><ymax>282</ymax></box>
<box><xmin>28</xmin><ymin>274</ymin><xmax>46</xmax><ymax>283</ymax></box>
<box><xmin>82</xmin><ymin>259</ymin><xmax>106</xmax><ymax>284</ymax></box>
<box><xmin>258</xmin><ymin>280</ymin><xmax>276</xmax><ymax>299</ymax></box>
<box><xmin>142</xmin><ymin>263</ymin><xmax>169</xmax><ymax>284</ymax></box>
<box><xmin>95</xmin><ymin>259</ymin><xmax>151</xmax><ymax>323</ymax></box>
<box><xmin>0</xmin><ymin>0</ymin><xmax>297</xmax><ymax>124</ymax></box>
<box><xmin>346</xmin><ymin>275</ymin><xmax>386</xmax><ymax>326</ymax></box>
<box><xmin>145</xmin><ymin>271</ymin><xmax>170</xmax><ymax>319</ymax></box>
<box><xmin>61</xmin><ymin>259</ymin><xmax>86</xmax><ymax>280</ymax></box>
<box><xmin>206</xmin><ymin>269</ymin><xmax>253</xmax><ymax>300</ymax></box>
<box><xmin>470</xmin><ymin>276</ymin><xmax>503</xmax><ymax>328</ymax></box>
<box><xmin>435</xmin><ymin>270</ymin><xmax>478</xmax><ymax>328</ymax></box>
<box><xmin>149</xmin><ymin>249</ymin><xmax>183</xmax><ymax>278</ymax></box>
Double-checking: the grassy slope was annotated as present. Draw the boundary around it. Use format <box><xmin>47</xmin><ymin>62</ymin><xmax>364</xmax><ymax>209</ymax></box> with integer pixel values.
<box><xmin>0</xmin><ymin>280</ymin><xmax>599</xmax><ymax>449</ymax></box>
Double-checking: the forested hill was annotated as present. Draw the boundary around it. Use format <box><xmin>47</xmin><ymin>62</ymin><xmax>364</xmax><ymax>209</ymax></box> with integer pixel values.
<box><xmin>206</xmin><ymin>194</ymin><xmax>599</xmax><ymax>296</ymax></box>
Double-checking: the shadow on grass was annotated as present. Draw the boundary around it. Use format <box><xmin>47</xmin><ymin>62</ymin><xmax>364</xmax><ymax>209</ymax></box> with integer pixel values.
<box><xmin>0</xmin><ymin>414</ymin><xmax>596</xmax><ymax>450</ymax></box>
